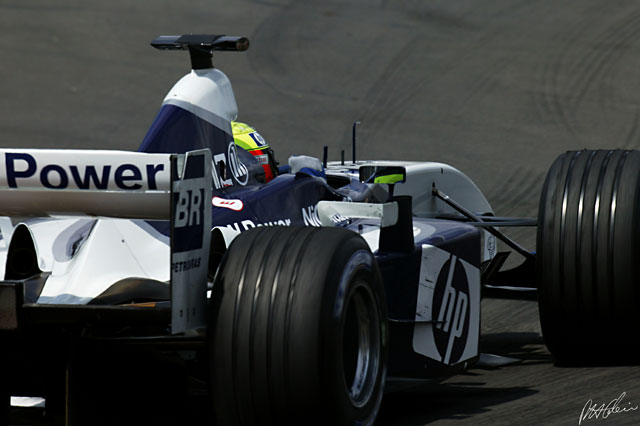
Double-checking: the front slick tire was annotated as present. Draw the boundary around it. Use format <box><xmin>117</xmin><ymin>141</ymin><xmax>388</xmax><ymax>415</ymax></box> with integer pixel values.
<box><xmin>537</xmin><ymin>149</ymin><xmax>640</xmax><ymax>364</ymax></box>
<box><xmin>210</xmin><ymin>226</ymin><xmax>388</xmax><ymax>426</ymax></box>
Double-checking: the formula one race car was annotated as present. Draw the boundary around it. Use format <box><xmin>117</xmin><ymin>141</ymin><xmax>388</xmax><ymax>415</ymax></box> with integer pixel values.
<box><xmin>0</xmin><ymin>34</ymin><xmax>638</xmax><ymax>426</ymax></box>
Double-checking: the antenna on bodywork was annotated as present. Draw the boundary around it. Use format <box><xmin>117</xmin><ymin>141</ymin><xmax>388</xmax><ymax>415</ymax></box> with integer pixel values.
<box><xmin>352</xmin><ymin>121</ymin><xmax>360</xmax><ymax>164</ymax></box>
<box><xmin>322</xmin><ymin>145</ymin><xmax>328</xmax><ymax>169</ymax></box>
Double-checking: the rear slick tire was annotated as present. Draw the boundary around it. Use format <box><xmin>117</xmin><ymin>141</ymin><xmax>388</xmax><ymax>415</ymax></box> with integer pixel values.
<box><xmin>209</xmin><ymin>226</ymin><xmax>388</xmax><ymax>425</ymax></box>
<box><xmin>537</xmin><ymin>149</ymin><xmax>640</xmax><ymax>364</ymax></box>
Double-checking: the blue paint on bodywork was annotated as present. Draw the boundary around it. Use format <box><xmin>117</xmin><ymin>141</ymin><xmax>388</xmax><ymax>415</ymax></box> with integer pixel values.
<box><xmin>417</xmin><ymin>220</ymin><xmax>480</xmax><ymax>268</ymax></box>
<box><xmin>374</xmin><ymin>218</ymin><xmax>480</xmax><ymax>320</ymax></box>
<box><xmin>211</xmin><ymin>174</ymin><xmax>332</xmax><ymax>230</ymax></box>
<box><xmin>373</xmin><ymin>218</ymin><xmax>481</xmax><ymax>379</ymax></box>
<box><xmin>139</xmin><ymin>104</ymin><xmax>333</xmax><ymax>235</ymax></box>
<box><xmin>139</xmin><ymin>104</ymin><xmax>231</xmax><ymax>154</ymax></box>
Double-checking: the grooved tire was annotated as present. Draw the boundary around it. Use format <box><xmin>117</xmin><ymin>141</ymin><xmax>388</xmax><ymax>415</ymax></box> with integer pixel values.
<box><xmin>209</xmin><ymin>226</ymin><xmax>388</xmax><ymax>425</ymax></box>
<box><xmin>537</xmin><ymin>149</ymin><xmax>640</xmax><ymax>363</ymax></box>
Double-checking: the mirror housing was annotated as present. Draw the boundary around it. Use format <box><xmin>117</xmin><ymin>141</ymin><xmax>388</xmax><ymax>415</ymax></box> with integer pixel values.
<box><xmin>359</xmin><ymin>165</ymin><xmax>407</xmax><ymax>185</ymax></box>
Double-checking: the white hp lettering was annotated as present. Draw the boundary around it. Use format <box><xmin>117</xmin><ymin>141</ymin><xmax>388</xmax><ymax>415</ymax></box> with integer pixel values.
<box><xmin>175</xmin><ymin>190</ymin><xmax>202</xmax><ymax>227</ymax></box>
<box><xmin>435</xmin><ymin>255</ymin><xmax>468</xmax><ymax>364</ymax></box>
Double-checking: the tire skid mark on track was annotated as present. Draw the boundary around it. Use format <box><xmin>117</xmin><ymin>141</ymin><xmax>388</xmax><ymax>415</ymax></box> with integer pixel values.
<box><xmin>536</xmin><ymin>6</ymin><xmax>640</xmax><ymax>147</ymax></box>
<box><xmin>596</xmin><ymin>15</ymin><xmax>640</xmax><ymax>148</ymax></box>
<box><xmin>621</xmin><ymin>110</ymin><xmax>640</xmax><ymax>149</ymax></box>
<box><xmin>361</xmin><ymin>26</ymin><xmax>515</xmax><ymax>152</ymax></box>
<box><xmin>484</xmin><ymin>167</ymin><xmax>543</xmax><ymax>217</ymax></box>
<box><xmin>248</xmin><ymin>1</ymin><xmax>301</xmax><ymax>100</ymax></box>
<box><xmin>576</xmin><ymin>11</ymin><xmax>640</xmax><ymax>146</ymax></box>
<box><xmin>450</xmin><ymin>55</ymin><xmax>513</xmax><ymax>121</ymax></box>
<box><xmin>535</xmin><ymin>7</ymin><xmax>594</xmax><ymax>136</ymax></box>
<box><xmin>570</xmin><ymin>11</ymin><xmax>640</xmax><ymax>110</ymax></box>
<box><xmin>359</xmin><ymin>34</ymin><xmax>425</xmax><ymax>144</ymax></box>
<box><xmin>535</xmin><ymin>61</ymin><xmax>571</xmax><ymax>139</ymax></box>
<box><xmin>534</xmin><ymin>7</ymin><xmax>593</xmax><ymax>139</ymax></box>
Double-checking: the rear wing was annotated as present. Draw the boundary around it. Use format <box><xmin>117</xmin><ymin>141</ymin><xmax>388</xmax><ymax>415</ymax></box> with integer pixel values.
<box><xmin>0</xmin><ymin>149</ymin><xmax>171</xmax><ymax>219</ymax></box>
<box><xmin>0</xmin><ymin>149</ymin><xmax>212</xmax><ymax>335</ymax></box>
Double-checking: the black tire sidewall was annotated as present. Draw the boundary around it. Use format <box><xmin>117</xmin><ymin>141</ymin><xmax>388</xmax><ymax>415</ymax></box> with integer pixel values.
<box><xmin>317</xmin><ymin>236</ymin><xmax>388</xmax><ymax>426</ymax></box>
<box><xmin>209</xmin><ymin>227</ymin><xmax>388</xmax><ymax>426</ymax></box>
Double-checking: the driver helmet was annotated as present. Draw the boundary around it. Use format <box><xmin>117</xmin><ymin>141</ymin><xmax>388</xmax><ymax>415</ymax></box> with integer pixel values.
<box><xmin>232</xmin><ymin>121</ymin><xmax>278</xmax><ymax>182</ymax></box>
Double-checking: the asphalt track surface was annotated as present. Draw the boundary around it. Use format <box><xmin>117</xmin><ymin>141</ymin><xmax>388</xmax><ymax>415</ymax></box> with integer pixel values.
<box><xmin>1</xmin><ymin>1</ymin><xmax>640</xmax><ymax>425</ymax></box>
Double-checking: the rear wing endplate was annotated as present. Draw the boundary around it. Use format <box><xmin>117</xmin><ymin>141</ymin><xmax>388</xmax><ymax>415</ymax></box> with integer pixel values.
<box><xmin>169</xmin><ymin>150</ymin><xmax>211</xmax><ymax>334</ymax></box>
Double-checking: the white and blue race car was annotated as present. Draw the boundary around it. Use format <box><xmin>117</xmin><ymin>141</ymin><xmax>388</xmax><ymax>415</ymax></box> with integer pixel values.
<box><xmin>0</xmin><ymin>34</ymin><xmax>638</xmax><ymax>426</ymax></box>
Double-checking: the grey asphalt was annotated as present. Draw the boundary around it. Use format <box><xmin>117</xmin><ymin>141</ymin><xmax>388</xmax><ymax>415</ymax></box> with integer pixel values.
<box><xmin>2</xmin><ymin>0</ymin><xmax>640</xmax><ymax>425</ymax></box>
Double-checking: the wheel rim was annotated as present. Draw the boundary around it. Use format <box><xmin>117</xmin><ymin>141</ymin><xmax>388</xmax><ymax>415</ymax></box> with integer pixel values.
<box><xmin>342</xmin><ymin>281</ymin><xmax>381</xmax><ymax>408</ymax></box>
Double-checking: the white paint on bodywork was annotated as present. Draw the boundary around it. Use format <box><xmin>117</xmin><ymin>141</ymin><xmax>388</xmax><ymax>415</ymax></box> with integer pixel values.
<box><xmin>26</xmin><ymin>218</ymin><xmax>95</xmax><ymax>273</ymax></box>
<box><xmin>412</xmin><ymin>244</ymin><xmax>480</xmax><ymax>365</ymax></box>
<box><xmin>326</xmin><ymin>160</ymin><xmax>496</xmax><ymax>261</ymax></box>
<box><xmin>33</xmin><ymin>219</ymin><xmax>169</xmax><ymax>304</ymax></box>
<box><xmin>360</xmin><ymin>223</ymin><xmax>432</xmax><ymax>253</ymax></box>
<box><xmin>0</xmin><ymin>217</ymin><xmax>16</xmax><ymax>277</ymax></box>
<box><xmin>317</xmin><ymin>201</ymin><xmax>399</xmax><ymax>227</ymax></box>
<box><xmin>163</xmin><ymin>68</ymin><xmax>238</xmax><ymax>124</ymax></box>
<box><xmin>327</xmin><ymin>161</ymin><xmax>492</xmax><ymax>217</ymax></box>
<box><xmin>11</xmin><ymin>397</ymin><xmax>45</xmax><ymax>408</ymax></box>
<box><xmin>0</xmin><ymin>217</ymin><xmax>14</xmax><ymax>248</ymax></box>
<box><xmin>212</xmin><ymin>225</ymin><xmax>241</xmax><ymax>249</ymax></box>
